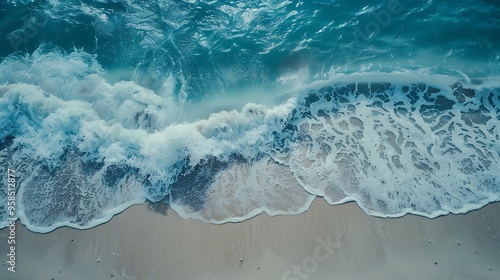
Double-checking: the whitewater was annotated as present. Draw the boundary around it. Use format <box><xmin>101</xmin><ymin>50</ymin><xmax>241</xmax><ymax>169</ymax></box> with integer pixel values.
<box><xmin>0</xmin><ymin>0</ymin><xmax>499</xmax><ymax>233</ymax></box>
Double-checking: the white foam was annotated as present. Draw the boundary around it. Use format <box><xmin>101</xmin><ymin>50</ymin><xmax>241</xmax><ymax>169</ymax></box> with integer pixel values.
<box><xmin>0</xmin><ymin>48</ymin><xmax>499</xmax><ymax>232</ymax></box>
<box><xmin>280</xmin><ymin>78</ymin><xmax>500</xmax><ymax>218</ymax></box>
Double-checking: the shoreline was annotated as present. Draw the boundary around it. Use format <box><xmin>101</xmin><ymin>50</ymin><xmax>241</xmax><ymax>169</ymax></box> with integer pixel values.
<box><xmin>1</xmin><ymin>198</ymin><xmax>499</xmax><ymax>279</ymax></box>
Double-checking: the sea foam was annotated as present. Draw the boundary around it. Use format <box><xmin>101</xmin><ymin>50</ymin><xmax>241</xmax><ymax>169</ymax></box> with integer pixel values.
<box><xmin>0</xmin><ymin>49</ymin><xmax>499</xmax><ymax>232</ymax></box>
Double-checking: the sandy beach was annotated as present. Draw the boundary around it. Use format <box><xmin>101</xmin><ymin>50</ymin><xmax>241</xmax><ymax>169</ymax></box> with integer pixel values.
<box><xmin>0</xmin><ymin>198</ymin><xmax>499</xmax><ymax>280</ymax></box>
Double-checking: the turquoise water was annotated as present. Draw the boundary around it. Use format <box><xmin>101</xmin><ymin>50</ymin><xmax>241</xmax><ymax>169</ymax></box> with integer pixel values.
<box><xmin>0</xmin><ymin>0</ymin><xmax>499</xmax><ymax>232</ymax></box>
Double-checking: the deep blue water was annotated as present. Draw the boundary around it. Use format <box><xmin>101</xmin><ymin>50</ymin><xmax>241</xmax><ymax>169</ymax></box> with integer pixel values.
<box><xmin>0</xmin><ymin>0</ymin><xmax>499</xmax><ymax>232</ymax></box>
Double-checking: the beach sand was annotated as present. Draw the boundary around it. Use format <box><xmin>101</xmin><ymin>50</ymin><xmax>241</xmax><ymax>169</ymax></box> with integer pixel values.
<box><xmin>1</xmin><ymin>198</ymin><xmax>499</xmax><ymax>280</ymax></box>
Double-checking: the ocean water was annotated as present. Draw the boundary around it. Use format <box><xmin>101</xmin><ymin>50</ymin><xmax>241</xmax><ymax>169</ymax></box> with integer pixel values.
<box><xmin>0</xmin><ymin>0</ymin><xmax>499</xmax><ymax>232</ymax></box>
